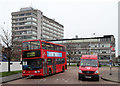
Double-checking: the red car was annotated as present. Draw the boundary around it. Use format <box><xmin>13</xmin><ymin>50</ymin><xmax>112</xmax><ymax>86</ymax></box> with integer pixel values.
<box><xmin>78</xmin><ymin>55</ymin><xmax>100</xmax><ymax>81</ymax></box>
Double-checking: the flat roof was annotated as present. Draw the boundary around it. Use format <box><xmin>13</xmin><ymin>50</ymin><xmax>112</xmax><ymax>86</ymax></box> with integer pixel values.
<box><xmin>47</xmin><ymin>35</ymin><xmax>114</xmax><ymax>41</ymax></box>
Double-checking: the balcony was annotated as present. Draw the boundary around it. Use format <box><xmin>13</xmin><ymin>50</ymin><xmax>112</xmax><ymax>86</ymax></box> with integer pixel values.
<box><xmin>12</xmin><ymin>14</ymin><xmax>37</xmax><ymax>19</ymax></box>
<box><xmin>14</xmin><ymin>33</ymin><xmax>37</xmax><ymax>37</ymax></box>
<box><xmin>42</xmin><ymin>24</ymin><xmax>63</xmax><ymax>34</ymax></box>
<box><xmin>12</xmin><ymin>28</ymin><xmax>37</xmax><ymax>32</ymax></box>
<box><xmin>43</xmin><ymin>20</ymin><xmax>64</xmax><ymax>31</ymax></box>
<box><xmin>12</xmin><ymin>24</ymin><xmax>37</xmax><ymax>28</ymax></box>
<box><xmin>12</xmin><ymin>19</ymin><xmax>37</xmax><ymax>24</ymax></box>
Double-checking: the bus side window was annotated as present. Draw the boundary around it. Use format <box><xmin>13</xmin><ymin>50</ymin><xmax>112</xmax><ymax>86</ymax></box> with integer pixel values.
<box><xmin>61</xmin><ymin>58</ymin><xmax>65</xmax><ymax>64</ymax></box>
<box><xmin>57</xmin><ymin>46</ymin><xmax>60</xmax><ymax>51</ymax></box>
<box><xmin>56</xmin><ymin>59</ymin><xmax>60</xmax><ymax>64</ymax></box>
<box><xmin>47</xmin><ymin>59</ymin><xmax>52</xmax><ymax>65</ymax></box>
<box><xmin>56</xmin><ymin>59</ymin><xmax>58</xmax><ymax>64</ymax></box>
<box><xmin>56</xmin><ymin>45</ymin><xmax>58</xmax><ymax>51</ymax></box>
<box><xmin>60</xmin><ymin>58</ymin><xmax>62</xmax><ymax>64</ymax></box>
<box><xmin>58</xmin><ymin>58</ymin><xmax>61</xmax><ymax>64</ymax></box>
<box><xmin>46</xmin><ymin>43</ymin><xmax>48</xmax><ymax>50</ymax></box>
<box><xmin>42</xmin><ymin>42</ymin><xmax>46</xmax><ymax>49</ymax></box>
<box><xmin>62</xmin><ymin>47</ymin><xmax>65</xmax><ymax>52</ymax></box>
<box><xmin>49</xmin><ymin>44</ymin><xmax>53</xmax><ymax>50</ymax></box>
<box><xmin>53</xmin><ymin>45</ymin><xmax>56</xmax><ymax>50</ymax></box>
<box><xmin>46</xmin><ymin>43</ymin><xmax>51</xmax><ymax>50</ymax></box>
<box><xmin>51</xmin><ymin>44</ymin><xmax>54</xmax><ymax>50</ymax></box>
<box><xmin>59</xmin><ymin>47</ymin><xmax>62</xmax><ymax>51</ymax></box>
<box><xmin>31</xmin><ymin>41</ymin><xmax>40</xmax><ymax>50</ymax></box>
<box><xmin>54</xmin><ymin>45</ymin><xmax>57</xmax><ymax>51</ymax></box>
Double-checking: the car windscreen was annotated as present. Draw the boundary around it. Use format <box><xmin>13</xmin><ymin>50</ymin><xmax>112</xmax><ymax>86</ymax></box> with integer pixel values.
<box><xmin>80</xmin><ymin>59</ymin><xmax>98</xmax><ymax>67</ymax></box>
<box><xmin>22</xmin><ymin>58</ymin><xmax>42</xmax><ymax>70</ymax></box>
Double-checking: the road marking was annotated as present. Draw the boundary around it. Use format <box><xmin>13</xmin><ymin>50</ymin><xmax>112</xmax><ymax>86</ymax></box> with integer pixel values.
<box><xmin>43</xmin><ymin>79</ymin><xmax>46</xmax><ymax>81</ymax></box>
<box><xmin>65</xmin><ymin>81</ymin><xmax>68</xmax><ymax>82</ymax></box>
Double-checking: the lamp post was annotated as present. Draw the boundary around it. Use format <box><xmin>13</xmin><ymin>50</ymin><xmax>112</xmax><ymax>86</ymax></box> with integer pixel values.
<box><xmin>67</xmin><ymin>45</ymin><xmax>71</xmax><ymax>66</ymax></box>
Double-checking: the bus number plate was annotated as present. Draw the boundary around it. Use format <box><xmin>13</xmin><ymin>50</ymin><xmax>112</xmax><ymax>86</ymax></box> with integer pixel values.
<box><xmin>29</xmin><ymin>75</ymin><xmax>34</xmax><ymax>77</ymax></box>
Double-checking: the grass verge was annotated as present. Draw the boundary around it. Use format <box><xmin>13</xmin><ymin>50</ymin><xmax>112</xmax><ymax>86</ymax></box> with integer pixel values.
<box><xmin>0</xmin><ymin>70</ymin><xmax>22</xmax><ymax>77</ymax></box>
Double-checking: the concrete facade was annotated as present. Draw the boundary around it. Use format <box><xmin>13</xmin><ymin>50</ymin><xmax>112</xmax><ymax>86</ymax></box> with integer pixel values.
<box><xmin>48</xmin><ymin>35</ymin><xmax>115</xmax><ymax>65</ymax></box>
<box><xmin>11</xmin><ymin>7</ymin><xmax>64</xmax><ymax>41</ymax></box>
<box><xmin>0</xmin><ymin>42</ymin><xmax>2</xmax><ymax>61</ymax></box>
<box><xmin>118</xmin><ymin>2</ymin><xmax>120</xmax><ymax>57</ymax></box>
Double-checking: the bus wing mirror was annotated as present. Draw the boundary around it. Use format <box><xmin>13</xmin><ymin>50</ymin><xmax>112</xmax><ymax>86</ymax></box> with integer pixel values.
<box><xmin>99</xmin><ymin>64</ymin><xmax>101</xmax><ymax>67</ymax></box>
<box><xmin>10</xmin><ymin>63</ymin><xmax>13</xmax><ymax>65</ymax></box>
<box><xmin>20</xmin><ymin>61</ymin><xmax>23</xmax><ymax>65</ymax></box>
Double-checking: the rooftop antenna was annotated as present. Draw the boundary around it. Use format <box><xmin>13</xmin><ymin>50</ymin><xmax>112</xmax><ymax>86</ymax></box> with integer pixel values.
<box><xmin>75</xmin><ymin>35</ymin><xmax>78</xmax><ymax>39</ymax></box>
<box><xmin>30</xmin><ymin>2</ymin><xmax>33</xmax><ymax>8</ymax></box>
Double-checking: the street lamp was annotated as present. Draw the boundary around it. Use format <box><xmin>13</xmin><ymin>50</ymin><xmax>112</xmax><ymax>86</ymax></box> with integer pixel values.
<box><xmin>67</xmin><ymin>45</ymin><xmax>71</xmax><ymax>66</ymax></box>
<box><xmin>109</xmin><ymin>44</ymin><xmax>112</xmax><ymax>75</ymax></box>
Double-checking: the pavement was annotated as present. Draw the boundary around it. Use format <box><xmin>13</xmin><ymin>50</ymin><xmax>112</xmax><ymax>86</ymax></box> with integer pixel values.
<box><xmin>0</xmin><ymin>66</ymin><xmax>119</xmax><ymax>84</ymax></box>
<box><xmin>0</xmin><ymin>73</ymin><xmax>23</xmax><ymax>83</ymax></box>
<box><xmin>100</xmin><ymin>66</ymin><xmax>119</xmax><ymax>83</ymax></box>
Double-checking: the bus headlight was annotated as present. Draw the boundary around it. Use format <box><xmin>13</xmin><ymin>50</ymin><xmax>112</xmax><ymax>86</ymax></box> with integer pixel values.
<box><xmin>37</xmin><ymin>71</ymin><xmax>40</xmax><ymax>73</ymax></box>
<box><xmin>95</xmin><ymin>70</ymin><xmax>99</xmax><ymax>74</ymax></box>
<box><xmin>79</xmin><ymin>70</ymin><xmax>82</xmax><ymax>73</ymax></box>
<box><xmin>35</xmin><ymin>71</ymin><xmax>37</xmax><ymax>73</ymax></box>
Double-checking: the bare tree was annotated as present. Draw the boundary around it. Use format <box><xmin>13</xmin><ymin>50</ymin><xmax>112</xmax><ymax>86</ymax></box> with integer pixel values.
<box><xmin>0</xmin><ymin>28</ymin><xmax>12</xmax><ymax>72</ymax></box>
<box><xmin>0</xmin><ymin>28</ymin><xmax>21</xmax><ymax>72</ymax></box>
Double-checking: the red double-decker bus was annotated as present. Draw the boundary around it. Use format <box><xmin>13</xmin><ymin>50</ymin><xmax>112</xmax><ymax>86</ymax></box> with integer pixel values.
<box><xmin>22</xmin><ymin>40</ymin><xmax>67</xmax><ymax>77</ymax></box>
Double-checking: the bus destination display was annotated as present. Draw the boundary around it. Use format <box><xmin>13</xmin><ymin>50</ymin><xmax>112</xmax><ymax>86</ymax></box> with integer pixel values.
<box><xmin>23</xmin><ymin>50</ymin><xmax>40</xmax><ymax>58</ymax></box>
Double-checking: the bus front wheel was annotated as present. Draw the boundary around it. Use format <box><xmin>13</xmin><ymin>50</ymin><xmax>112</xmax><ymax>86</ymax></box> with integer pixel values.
<box><xmin>62</xmin><ymin>66</ymin><xmax>65</xmax><ymax>72</ymax></box>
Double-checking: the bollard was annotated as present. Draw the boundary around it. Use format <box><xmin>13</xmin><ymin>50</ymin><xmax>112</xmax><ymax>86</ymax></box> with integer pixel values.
<box><xmin>109</xmin><ymin>64</ymin><xmax>112</xmax><ymax>75</ymax></box>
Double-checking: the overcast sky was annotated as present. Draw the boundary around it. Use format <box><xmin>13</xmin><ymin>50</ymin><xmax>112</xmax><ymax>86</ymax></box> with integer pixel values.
<box><xmin>0</xmin><ymin>0</ymin><xmax>119</xmax><ymax>55</ymax></box>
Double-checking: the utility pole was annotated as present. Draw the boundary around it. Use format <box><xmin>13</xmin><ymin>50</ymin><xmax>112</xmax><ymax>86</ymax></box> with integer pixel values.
<box><xmin>109</xmin><ymin>45</ymin><xmax>112</xmax><ymax>75</ymax></box>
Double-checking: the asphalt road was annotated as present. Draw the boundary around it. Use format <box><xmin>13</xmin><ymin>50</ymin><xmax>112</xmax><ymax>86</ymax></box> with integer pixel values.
<box><xmin>5</xmin><ymin>66</ymin><xmax>118</xmax><ymax>84</ymax></box>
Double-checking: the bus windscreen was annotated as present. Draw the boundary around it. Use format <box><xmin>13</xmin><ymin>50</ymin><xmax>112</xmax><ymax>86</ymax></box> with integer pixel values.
<box><xmin>23</xmin><ymin>58</ymin><xmax>42</xmax><ymax>70</ymax></box>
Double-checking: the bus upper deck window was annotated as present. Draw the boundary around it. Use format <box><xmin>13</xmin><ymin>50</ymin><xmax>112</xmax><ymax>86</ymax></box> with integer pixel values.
<box><xmin>31</xmin><ymin>41</ymin><xmax>40</xmax><ymax>50</ymax></box>
<box><xmin>23</xmin><ymin>42</ymin><xmax>30</xmax><ymax>50</ymax></box>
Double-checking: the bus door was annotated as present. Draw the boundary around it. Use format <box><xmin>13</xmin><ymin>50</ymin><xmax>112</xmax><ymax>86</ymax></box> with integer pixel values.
<box><xmin>43</xmin><ymin>59</ymin><xmax>47</xmax><ymax>75</ymax></box>
<box><xmin>53</xmin><ymin>59</ymin><xmax>56</xmax><ymax>73</ymax></box>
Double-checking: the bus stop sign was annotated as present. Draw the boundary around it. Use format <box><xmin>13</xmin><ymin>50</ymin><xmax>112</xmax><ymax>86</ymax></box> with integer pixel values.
<box><xmin>109</xmin><ymin>60</ymin><xmax>112</xmax><ymax>65</ymax></box>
